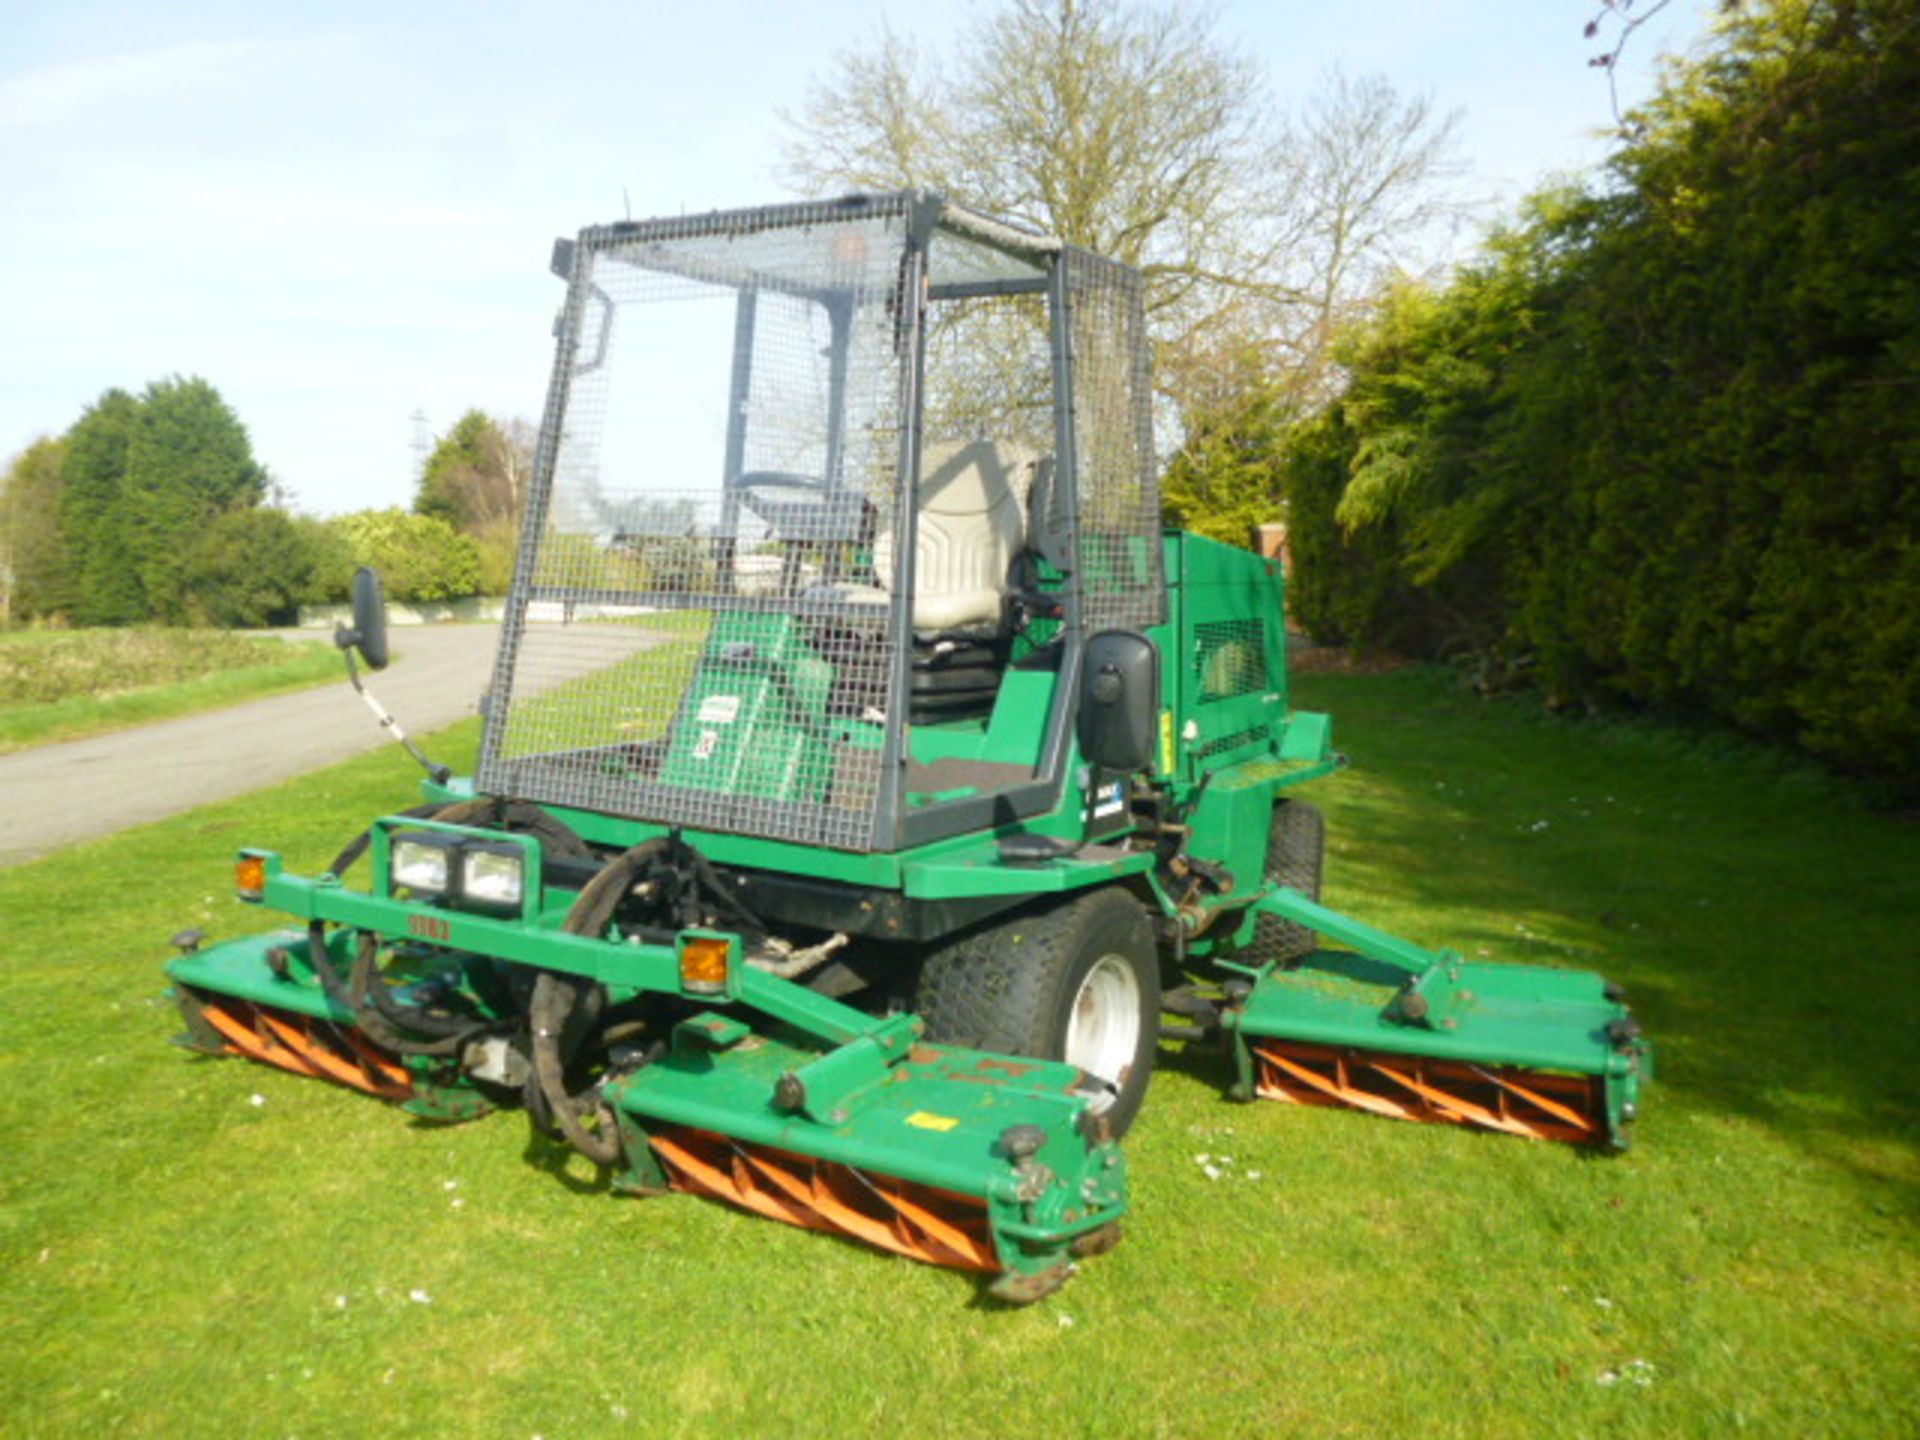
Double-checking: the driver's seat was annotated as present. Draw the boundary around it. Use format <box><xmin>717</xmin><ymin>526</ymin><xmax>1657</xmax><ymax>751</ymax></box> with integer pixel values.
<box><xmin>805</xmin><ymin>438</ymin><xmax>1038</xmax><ymax>722</ymax></box>
<box><xmin>876</xmin><ymin>438</ymin><xmax>1035</xmax><ymax>635</ymax></box>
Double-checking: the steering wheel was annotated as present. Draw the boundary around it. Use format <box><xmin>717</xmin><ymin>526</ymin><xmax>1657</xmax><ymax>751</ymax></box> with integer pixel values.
<box><xmin>738</xmin><ymin>470</ymin><xmax>828</xmax><ymax>497</ymax></box>
<box><xmin>736</xmin><ymin>470</ymin><xmax>869</xmax><ymax>542</ymax></box>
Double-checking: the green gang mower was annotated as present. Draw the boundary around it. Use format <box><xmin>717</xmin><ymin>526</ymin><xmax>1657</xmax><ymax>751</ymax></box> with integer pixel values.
<box><xmin>167</xmin><ymin>193</ymin><xmax>1651</xmax><ymax>1302</ymax></box>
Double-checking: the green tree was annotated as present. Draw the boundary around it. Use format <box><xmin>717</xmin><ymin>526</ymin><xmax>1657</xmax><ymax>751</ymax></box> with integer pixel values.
<box><xmin>59</xmin><ymin>389</ymin><xmax>144</xmax><ymax>625</ymax></box>
<box><xmin>416</xmin><ymin>411</ymin><xmax>530</xmax><ymax>532</ymax></box>
<box><xmin>1160</xmin><ymin>342</ymin><xmax>1289</xmax><ymax>549</ymax></box>
<box><xmin>469</xmin><ymin>517</ymin><xmax>520</xmax><ymax>596</ymax></box>
<box><xmin>416</xmin><ymin>410</ymin><xmax>530</xmax><ymax>596</ymax></box>
<box><xmin>1</xmin><ymin>437</ymin><xmax>71</xmax><ymax>622</ymax></box>
<box><xmin>186</xmin><ymin>509</ymin><xmax>353</xmax><ymax>628</ymax></box>
<box><xmin>333</xmin><ymin>508</ymin><xmax>481</xmax><ymax>603</ymax></box>
<box><xmin>1282</xmin><ymin>0</ymin><xmax>1920</xmax><ymax>788</ymax></box>
<box><xmin>125</xmin><ymin>376</ymin><xmax>269</xmax><ymax>622</ymax></box>
<box><xmin>57</xmin><ymin>377</ymin><xmax>270</xmax><ymax>625</ymax></box>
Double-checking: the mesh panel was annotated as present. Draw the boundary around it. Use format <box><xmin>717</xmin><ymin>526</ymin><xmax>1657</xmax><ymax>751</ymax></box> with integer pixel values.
<box><xmin>1065</xmin><ymin>249</ymin><xmax>1164</xmax><ymax>630</ymax></box>
<box><xmin>478</xmin><ymin>202</ymin><xmax>913</xmax><ymax>851</ymax></box>
<box><xmin>921</xmin><ymin>294</ymin><xmax>1053</xmax><ymax>459</ymax></box>
<box><xmin>1194</xmin><ymin>618</ymin><xmax>1268</xmax><ymax>700</ymax></box>
<box><xmin>927</xmin><ymin>225</ymin><xmax>1049</xmax><ymax>288</ymax></box>
<box><xmin>1195</xmin><ymin>724</ymin><xmax>1271</xmax><ymax>760</ymax></box>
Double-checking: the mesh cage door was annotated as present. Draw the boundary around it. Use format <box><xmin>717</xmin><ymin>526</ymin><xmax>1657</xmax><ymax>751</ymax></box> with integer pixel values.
<box><xmin>477</xmin><ymin>201</ymin><xmax>918</xmax><ymax>851</ymax></box>
<box><xmin>1063</xmin><ymin>248</ymin><xmax>1164</xmax><ymax>631</ymax></box>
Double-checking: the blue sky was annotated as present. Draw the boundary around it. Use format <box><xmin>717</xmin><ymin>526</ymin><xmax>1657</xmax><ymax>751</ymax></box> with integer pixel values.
<box><xmin>0</xmin><ymin>0</ymin><xmax>1720</xmax><ymax>516</ymax></box>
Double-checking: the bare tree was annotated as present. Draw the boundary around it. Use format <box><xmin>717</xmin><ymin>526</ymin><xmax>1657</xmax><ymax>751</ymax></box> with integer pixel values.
<box><xmin>1255</xmin><ymin>71</ymin><xmax>1467</xmax><ymax>406</ymax></box>
<box><xmin>781</xmin><ymin>0</ymin><xmax>1465</xmax><ymax>419</ymax></box>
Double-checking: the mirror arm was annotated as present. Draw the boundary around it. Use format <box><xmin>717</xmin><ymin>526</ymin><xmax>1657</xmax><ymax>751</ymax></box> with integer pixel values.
<box><xmin>340</xmin><ymin>645</ymin><xmax>453</xmax><ymax>787</ymax></box>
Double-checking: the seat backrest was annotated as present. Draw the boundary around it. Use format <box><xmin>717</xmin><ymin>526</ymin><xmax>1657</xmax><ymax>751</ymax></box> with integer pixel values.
<box><xmin>875</xmin><ymin>439</ymin><xmax>1034</xmax><ymax>632</ymax></box>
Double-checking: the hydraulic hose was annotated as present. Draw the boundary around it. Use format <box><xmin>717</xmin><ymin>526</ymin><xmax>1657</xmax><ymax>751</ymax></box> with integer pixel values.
<box><xmin>347</xmin><ymin>932</ymin><xmax>481</xmax><ymax>1056</ymax></box>
<box><xmin>563</xmin><ymin>837</ymin><xmax>670</xmax><ymax>940</ymax></box>
<box><xmin>524</xmin><ymin>837</ymin><xmax>674</xmax><ymax>1164</ymax></box>
<box><xmin>687</xmin><ymin>846</ymin><xmax>767</xmax><ymax>937</ymax></box>
<box><xmin>302</xmin><ymin>920</ymin><xmax>483</xmax><ymax>1058</ymax></box>
<box><xmin>310</xmin><ymin>798</ymin><xmax>596</xmax><ymax>1058</ymax></box>
<box><xmin>528</xmin><ymin>970</ymin><xmax>623</xmax><ymax>1164</ymax></box>
<box><xmin>352</xmin><ymin>933</ymin><xmax>476</xmax><ymax>1038</ymax></box>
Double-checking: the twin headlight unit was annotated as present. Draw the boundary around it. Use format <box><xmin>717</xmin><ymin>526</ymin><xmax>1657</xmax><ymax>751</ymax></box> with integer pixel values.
<box><xmin>387</xmin><ymin>826</ymin><xmax>533</xmax><ymax>915</ymax></box>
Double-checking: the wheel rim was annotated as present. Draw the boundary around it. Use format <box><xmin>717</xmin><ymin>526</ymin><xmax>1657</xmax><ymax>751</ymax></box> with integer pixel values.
<box><xmin>1064</xmin><ymin>953</ymin><xmax>1143</xmax><ymax>1087</ymax></box>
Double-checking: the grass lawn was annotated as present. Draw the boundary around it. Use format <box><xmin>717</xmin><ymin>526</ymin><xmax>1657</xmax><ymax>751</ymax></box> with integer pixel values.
<box><xmin>0</xmin><ymin>666</ymin><xmax>1913</xmax><ymax>1437</ymax></box>
<box><xmin>0</xmin><ymin>629</ymin><xmax>345</xmax><ymax>754</ymax></box>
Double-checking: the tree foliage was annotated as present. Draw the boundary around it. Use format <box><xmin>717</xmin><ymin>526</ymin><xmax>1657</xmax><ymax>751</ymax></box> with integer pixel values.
<box><xmin>187</xmin><ymin>509</ymin><xmax>353</xmax><ymax>628</ymax></box>
<box><xmin>416</xmin><ymin>410</ymin><xmax>531</xmax><ymax>532</ymax></box>
<box><xmin>334</xmin><ymin>509</ymin><xmax>481</xmax><ymax>604</ymax></box>
<box><xmin>1285</xmin><ymin>0</ymin><xmax>1920</xmax><ymax>788</ymax></box>
<box><xmin>50</xmin><ymin>378</ymin><xmax>270</xmax><ymax>625</ymax></box>
<box><xmin>416</xmin><ymin>410</ymin><xmax>529</xmax><ymax>596</ymax></box>
<box><xmin>7</xmin><ymin>383</ymin><xmax>502</xmax><ymax>627</ymax></box>
<box><xmin>1160</xmin><ymin>341</ymin><xmax>1291</xmax><ymax>548</ymax></box>
<box><xmin>59</xmin><ymin>388</ymin><xmax>146</xmax><ymax>626</ymax></box>
<box><xmin>125</xmin><ymin>376</ymin><xmax>270</xmax><ymax>622</ymax></box>
<box><xmin>1</xmin><ymin>437</ymin><xmax>71</xmax><ymax>622</ymax></box>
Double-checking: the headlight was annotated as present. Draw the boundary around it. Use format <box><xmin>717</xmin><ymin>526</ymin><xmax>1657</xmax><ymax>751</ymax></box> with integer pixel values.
<box><xmin>386</xmin><ymin>829</ymin><xmax>532</xmax><ymax>915</ymax></box>
<box><xmin>460</xmin><ymin>844</ymin><xmax>525</xmax><ymax>910</ymax></box>
<box><xmin>391</xmin><ymin>833</ymin><xmax>456</xmax><ymax>894</ymax></box>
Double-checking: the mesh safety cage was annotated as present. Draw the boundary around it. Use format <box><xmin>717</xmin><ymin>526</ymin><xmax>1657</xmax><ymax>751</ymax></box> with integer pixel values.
<box><xmin>477</xmin><ymin>198</ymin><xmax>917</xmax><ymax>851</ymax></box>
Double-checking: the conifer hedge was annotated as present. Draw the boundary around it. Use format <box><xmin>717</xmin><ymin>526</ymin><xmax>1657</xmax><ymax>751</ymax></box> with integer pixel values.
<box><xmin>1285</xmin><ymin>0</ymin><xmax>1919</xmax><ymax>789</ymax></box>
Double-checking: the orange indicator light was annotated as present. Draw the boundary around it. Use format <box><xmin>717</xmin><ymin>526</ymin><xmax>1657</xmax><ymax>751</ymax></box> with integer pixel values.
<box><xmin>680</xmin><ymin>936</ymin><xmax>731</xmax><ymax>995</ymax></box>
<box><xmin>236</xmin><ymin>854</ymin><xmax>267</xmax><ymax>902</ymax></box>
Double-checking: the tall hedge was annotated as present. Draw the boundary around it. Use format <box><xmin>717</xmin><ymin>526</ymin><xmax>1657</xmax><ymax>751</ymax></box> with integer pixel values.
<box><xmin>1286</xmin><ymin>0</ymin><xmax>1920</xmax><ymax>788</ymax></box>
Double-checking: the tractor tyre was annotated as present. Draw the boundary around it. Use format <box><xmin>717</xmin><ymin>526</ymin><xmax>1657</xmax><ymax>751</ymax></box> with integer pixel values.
<box><xmin>1246</xmin><ymin>800</ymin><xmax>1325</xmax><ymax>966</ymax></box>
<box><xmin>912</xmin><ymin>888</ymin><xmax>1159</xmax><ymax>1137</ymax></box>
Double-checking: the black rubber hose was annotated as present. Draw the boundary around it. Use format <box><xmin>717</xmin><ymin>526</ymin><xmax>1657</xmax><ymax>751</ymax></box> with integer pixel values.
<box><xmin>528</xmin><ymin>970</ymin><xmax>624</xmax><ymax>1164</ymax></box>
<box><xmin>304</xmin><ymin>920</ymin><xmax>482</xmax><ymax>1058</ymax></box>
<box><xmin>347</xmin><ymin>931</ymin><xmax>480</xmax><ymax>1057</ymax></box>
<box><xmin>688</xmin><ymin>847</ymin><xmax>767</xmax><ymax>937</ymax></box>
<box><xmin>327</xmin><ymin>803</ymin><xmax>450</xmax><ymax>877</ymax></box>
<box><xmin>523</xmin><ymin>837</ymin><xmax>675</xmax><ymax>1164</ymax></box>
<box><xmin>313</xmin><ymin>796</ymin><xmax>596</xmax><ymax>1054</ymax></box>
<box><xmin>305</xmin><ymin>920</ymin><xmax>361</xmax><ymax>1019</ymax></box>
<box><xmin>563</xmin><ymin>838</ymin><xmax>670</xmax><ymax>940</ymax></box>
<box><xmin>354</xmin><ymin>938</ymin><xmax>477</xmax><ymax>1038</ymax></box>
<box><xmin>492</xmin><ymin>800</ymin><xmax>595</xmax><ymax>862</ymax></box>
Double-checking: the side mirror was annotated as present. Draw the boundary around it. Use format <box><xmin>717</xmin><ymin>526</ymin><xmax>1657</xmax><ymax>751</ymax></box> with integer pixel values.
<box><xmin>1078</xmin><ymin>630</ymin><xmax>1160</xmax><ymax>774</ymax></box>
<box><xmin>335</xmin><ymin>566</ymin><xmax>390</xmax><ymax>671</ymax></box>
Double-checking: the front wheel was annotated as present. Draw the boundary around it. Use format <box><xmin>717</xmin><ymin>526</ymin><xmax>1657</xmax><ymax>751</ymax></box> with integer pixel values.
<box><xmin>912</xmin><ymin>888</ymin><xmax>1160</xmax><ymax>1136</ymax></box>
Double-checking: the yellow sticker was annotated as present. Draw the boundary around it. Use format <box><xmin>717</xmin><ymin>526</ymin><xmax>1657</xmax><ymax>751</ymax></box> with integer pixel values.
<box><xmin>1159</xmin><ymin>709</ymin><xmax>1176</xmax><ymax>775</ymax></box>
<box><xmin>906</xmin><ymin>1111</ymin><xmax>961</xmax><ymax>1133</ymax></box>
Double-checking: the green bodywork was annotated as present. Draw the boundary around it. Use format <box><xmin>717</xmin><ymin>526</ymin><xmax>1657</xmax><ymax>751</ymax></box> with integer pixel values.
<box><xmin>167</xmin><ymin>525</ymin><xmax>1651</xmax><ymax>1293</ymax></box>
<box><xmin>659</xmin><ymin>611</ymin><xmax>844</xmax><ymax>805</ymax></box>
<box><xmin>166</xmin><ymin>194</ymin><xmax>1649</xmax><ymax>1296</ymax></box>
<box><xmin>1227</xmin><ymin>889</ymin><xmax>1650</xmax><ymax>1145</ymax></box>
<box><xmin>169</xmin><ymin>848</ymin><xmax>1125</xmax><ymax>1287</ymax></box>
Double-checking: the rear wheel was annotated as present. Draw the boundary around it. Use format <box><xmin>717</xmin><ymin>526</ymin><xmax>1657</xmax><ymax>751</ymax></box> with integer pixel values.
<box><xmin>1246</xmin><ymin>800</ymin><xmax>1325</xmax><ymax>965</ymax></box>
<box><xmin>913</xmin><ymin>888</ymin><xmax>1159</xmax><ymax>1136</ymax></box>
